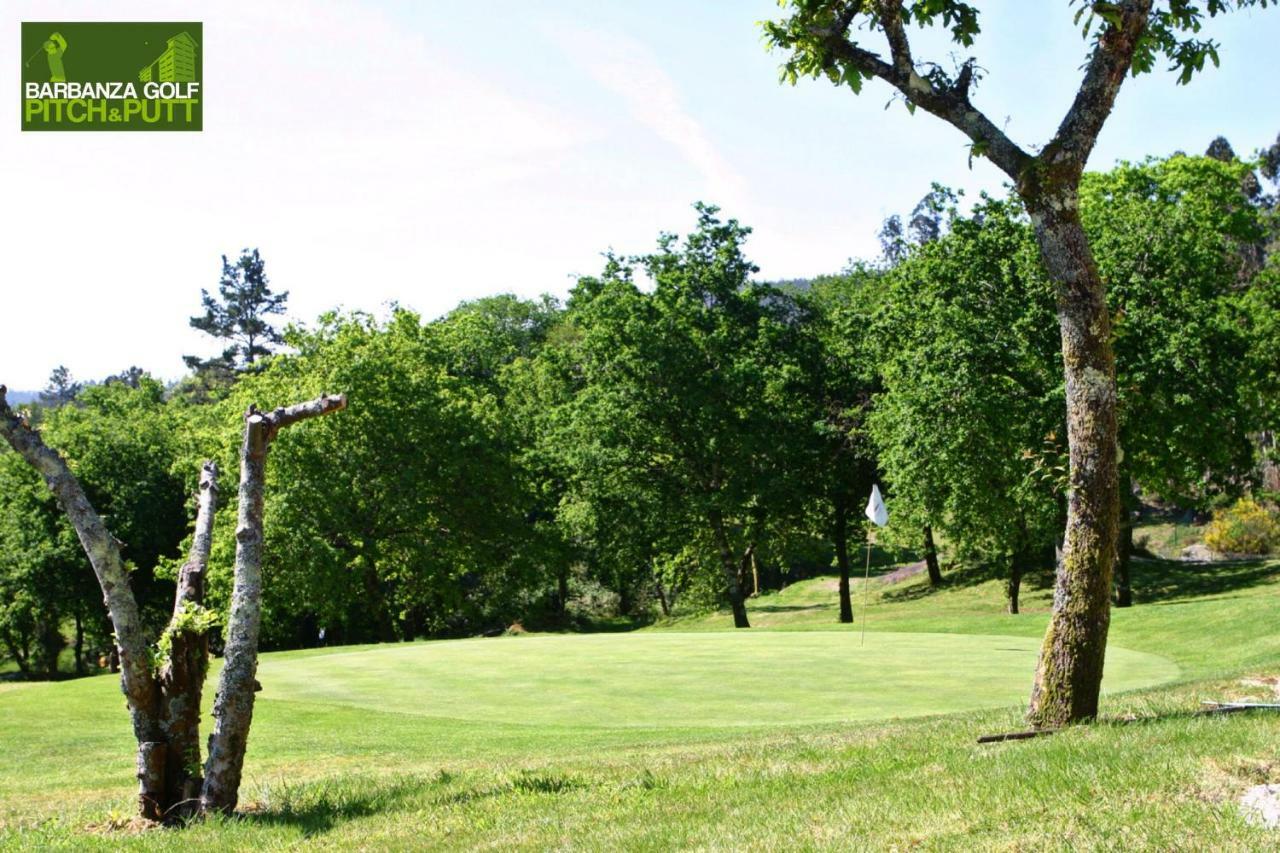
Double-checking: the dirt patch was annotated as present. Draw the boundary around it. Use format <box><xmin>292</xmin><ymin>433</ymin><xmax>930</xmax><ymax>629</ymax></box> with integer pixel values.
<box><xmin>878</xmin><ymin>561</ymin><xmax>926</xmax><ymax>585</ymax></box>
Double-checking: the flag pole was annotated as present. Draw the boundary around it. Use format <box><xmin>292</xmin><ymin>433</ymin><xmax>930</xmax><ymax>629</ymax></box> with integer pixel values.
<box><xmin>862</xmin><ymin>483</ymin><xmax>887</xmax><ymax>646</ymax></box>
<box><xmin>861</xmin><ymin>525</ymin><xmax>872</xmax><ymax>646</ymax></box>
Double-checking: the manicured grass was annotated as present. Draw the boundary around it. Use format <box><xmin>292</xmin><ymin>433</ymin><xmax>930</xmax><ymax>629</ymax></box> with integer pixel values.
<box><xmin>257</xmin><ymin>631</ymin><xmax>1174</xmax><ymax>728</ymax></box>
<box><xmin>0</xmin><ymin>558</ymin><xmax>1277</xmax><ymax>849</ymax></box>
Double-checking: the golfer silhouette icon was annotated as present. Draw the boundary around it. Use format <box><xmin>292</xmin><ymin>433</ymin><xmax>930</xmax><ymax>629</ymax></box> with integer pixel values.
<box><xmin>43</xmin><ymin>33</ymin><xmax>67</xmax><ymax>82</ymax></box>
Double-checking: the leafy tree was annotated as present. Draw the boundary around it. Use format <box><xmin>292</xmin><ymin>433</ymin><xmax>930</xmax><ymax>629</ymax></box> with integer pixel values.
<box><xmin>39</xmin><ymin>365</ymin><xmax>80</xmax><ymax>407</ymax></box>
<box><xmin>185</xmin><ymin>248</ymin><xmax>288</xmax><ymax>374</ymax></box>
<box><xmin>763</xmin><ymin>0</ymin><xmax>1276</xmax><ymax>727</ymax></box>
<box><xmin>878</xmin><ymin>185</ymin><xmax>960</xmax><ymax>264</ymax></box>
<box><xmin>869</xmin><ymin>195</ymin><xmax>1063</xmax><ymax>614</ymax></box>
<box><xmin>547</xmin><ymin>205</ymin><xmax>809</xmax><ymax>628</ymax></box>
<box><xmin>791</xmin><ymin>270</ymin><xmax>881</xmax><ymax>621</ymax></box>
<box><xmin>1080</xmin><ymin>154</ymin><xmax>1274</xmax><ymax>603</ymax></box>
<box><xmin>870</xmin><ymin>158</ymin><xmax>1279</xmax><ymax>613</ymax></box>
<box><xmin>197</xmin><ymin>309</ymin><xmax>544</xmax><ymax>646</ymax></box>
<box><xmin>0</xmin><ymin>452</ymin><xmax>94</xmax><ymax>677</ymax></box>
<box><xmin>107</xmin><ymin>366</ymin><xmax>147</xmax><ymax>389</ymax></box>
<box><xmin>0</xmin><ymin>377</ymin><xmax>189</xmax><ymax>679</ymax></box>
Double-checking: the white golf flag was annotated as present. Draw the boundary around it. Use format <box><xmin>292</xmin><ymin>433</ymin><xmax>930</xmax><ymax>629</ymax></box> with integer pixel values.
<box><xmin>865</xmin><ymin>484</ymin><xmax>888</xmax><ymax>527</ymax></box>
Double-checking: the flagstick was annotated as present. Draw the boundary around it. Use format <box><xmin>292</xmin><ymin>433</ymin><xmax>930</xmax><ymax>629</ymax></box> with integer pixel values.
<box><xmin>861</xmin><ymin>527</ymin><xmax>872</xmax><ymax>646</ymax></box>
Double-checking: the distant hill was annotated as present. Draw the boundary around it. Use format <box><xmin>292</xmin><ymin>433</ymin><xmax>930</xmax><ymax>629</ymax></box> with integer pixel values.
<box><xmin>2</xmin><ymin>389</ymin><xmax>39</xmax><ymax>405</ymax></box>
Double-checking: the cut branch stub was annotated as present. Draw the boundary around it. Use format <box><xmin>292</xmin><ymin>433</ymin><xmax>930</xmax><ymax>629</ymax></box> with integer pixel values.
<box><xmin>200</xmin><ymin>394</ymin><xmax>346</xmax><ymax>815</ymax></box>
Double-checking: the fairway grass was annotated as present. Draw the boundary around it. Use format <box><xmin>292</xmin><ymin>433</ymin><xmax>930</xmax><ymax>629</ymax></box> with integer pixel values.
<box><xmin>0</xmin><ymin>558</ymin><xmax>1276</xmax><ymax>849</ymax></box>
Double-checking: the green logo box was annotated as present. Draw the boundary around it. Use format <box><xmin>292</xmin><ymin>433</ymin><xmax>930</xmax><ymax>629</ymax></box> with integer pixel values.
<box><xmin>21</xmin><ymin>22</ymin><xmax>202</xmax><ymax>131</ymax></box>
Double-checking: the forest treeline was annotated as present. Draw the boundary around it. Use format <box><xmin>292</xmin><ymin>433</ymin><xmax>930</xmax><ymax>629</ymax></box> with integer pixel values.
<box><xmin>3</xmin><ymin>147</ymin><xmax>1279</xmax><ymax>675</ymax></box>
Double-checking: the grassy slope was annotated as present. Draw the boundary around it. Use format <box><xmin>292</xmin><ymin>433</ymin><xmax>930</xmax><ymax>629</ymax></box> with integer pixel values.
<box><xmin>1</xmin><ymin>557</ymin><xmax>1277</xmax><ymax>850</ymax></box>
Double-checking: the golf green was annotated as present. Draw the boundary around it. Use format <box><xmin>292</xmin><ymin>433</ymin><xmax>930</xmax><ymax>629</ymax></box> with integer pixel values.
<box><xmin>258</xmin><ymin>631</ymin><xmax>1179</xmax><ymax>728</ymax></box>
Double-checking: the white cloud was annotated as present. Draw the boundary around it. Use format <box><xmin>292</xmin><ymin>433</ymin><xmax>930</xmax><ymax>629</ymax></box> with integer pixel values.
<box><xmin>0</xmin><ymin>0</ymin><xmax>600</xmax><ymax>388</ymax></box>
<box><xmin>545</xmin><ymin>22</ymin><xmax>749</xmax><ymax>210</ymax></box>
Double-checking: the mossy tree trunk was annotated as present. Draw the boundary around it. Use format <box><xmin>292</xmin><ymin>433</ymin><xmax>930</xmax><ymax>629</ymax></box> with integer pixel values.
<box><xmin>158</xmin><ymin>461</ymin><xmax>219</xmax><ymax>820</ymax></box>
<box><xmin>1023</xmin><ymin>197</ymin><xmax>1120</xmax><ymax>726</ymax></box>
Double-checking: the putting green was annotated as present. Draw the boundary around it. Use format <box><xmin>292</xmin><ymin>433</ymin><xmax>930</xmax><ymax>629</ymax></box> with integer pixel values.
<box><xmin>259</xmin><ymin>631</ymin><xmax>1179</xmax><ymax>728</ymax></box>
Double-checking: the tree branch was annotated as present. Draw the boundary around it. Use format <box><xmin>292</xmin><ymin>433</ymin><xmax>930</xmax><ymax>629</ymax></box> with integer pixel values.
<box><xmin>173</xmin><ymin>460</ymin><xmax>218</xmax><ymax>614</ymax></box>
<box><xmin>815</xmin><ymin>2</ymin><xmax>1033</xmax><ymax>180</ymax></box>
<box><xmin>1042</xmin><ymin>0</ymin><xmax>1153</xmax><ymax>178</ymax></box>
<box><xmin>256</xmin><ymin>393</ymin><xmax>349</xmax><ymax>439</ymax></box>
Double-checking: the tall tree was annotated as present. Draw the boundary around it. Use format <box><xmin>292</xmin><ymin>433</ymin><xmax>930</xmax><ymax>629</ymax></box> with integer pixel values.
<box><xmin>39</xmin><ymin>365</ymin><xmax>80</xmax><ymax>407</ymax></box>
<box><xmin>552</xmin><ymin>205</ymin><xmax>806</xmax><ymax>628</ymax></box>
<box><xmin>764</xmin><ymin>0</ymin><xmax>1275</xmax><ymax>727</ymax></box>
<box><xmin>793</xmin><ymin>270</ymin><xmax>881</xmax><ymax>622</ymax></box>
<box><xmin>869</xmin><ymin>195</ymin><xmax>1063</xmax><ymax>615</ymax></box>
<box><xmin>186</xmin><ymin>249</ymin><xmax>289</xmax><ymax>374</ymax></box>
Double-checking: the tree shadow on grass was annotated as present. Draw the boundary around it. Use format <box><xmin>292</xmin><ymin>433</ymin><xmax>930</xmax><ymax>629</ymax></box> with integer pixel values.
<box><xmin>237</xmin><ymin>773</ymin><xmax>426</xmax><ymax>837</ymax></box>
<box><xmin>1130</xmin><ymin>557</ymin><xmax>1278</xmax><ymax>605</ymax></box>
<box><xmin>237</xmin><ymin>769</ymin><xmax>589</xmax><ymax>838</ymax></box>
<box><xmin>878</xmin><ymin>559</ymin><xmax>1056</xmax><ymax>603</ymax></box>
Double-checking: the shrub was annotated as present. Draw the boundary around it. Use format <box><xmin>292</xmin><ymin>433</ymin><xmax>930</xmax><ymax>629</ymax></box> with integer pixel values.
<box><xmin>1203</xmin><ymin>498</ymin><xmax>1280</xmax><ymax>555</ymax></box>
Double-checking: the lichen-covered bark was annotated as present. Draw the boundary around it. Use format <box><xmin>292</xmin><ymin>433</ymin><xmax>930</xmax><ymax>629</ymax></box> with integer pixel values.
<box><xmin>201</xmin><ymin>395</ymin><xmax>347</xmax><ymax>814</ymax></box>
<box><xmin>1024</xmin><ymin>201</ymin><xmax>1119</xmax><ymax>726</ymax></box>
<box><xmin>158</xmin><ymin>461</ymin><xmax>218</xmax><ymax>820</ymax></box>
<box><xmin>0</xmin><ymin>386</ymin><xmax>165</xmax><ymax>818</ymax></box>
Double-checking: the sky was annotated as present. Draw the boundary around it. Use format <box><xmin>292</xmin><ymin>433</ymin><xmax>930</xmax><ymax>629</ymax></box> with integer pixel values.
<box><xmin>1</xmin><ymin>1</ymin><xmax>1277</xmax><ymax>389</ymax></box>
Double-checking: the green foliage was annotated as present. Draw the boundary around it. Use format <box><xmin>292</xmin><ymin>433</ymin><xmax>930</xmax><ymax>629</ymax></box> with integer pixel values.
<box><xmin>764</xmin><ymin>1</ymin><xmax>1276</xmax><ymax>98</ymax></box>
<box><xmin>151</xmin><ymin>602</ymin><xmax>221</xmax><ymax>672</ymax></box>
<box><xmin>198</xmin><ymin>305</ymin><xmax>559</xmax><ymax>646</ymax></box>
<box><xmin>1203</xmin><ymin>498</ymin><xmax>1280</xmax><ymax>554</ymax></box>
<box><xmin>1081</xmin><ymin>154</ymin><xmax>1276</xmax><ymax>504</ymax></box>
<box><xmin>529</xmin><ymin>204</ymin><xmax>818</xmax><ymax>615</ymax></box>
<box><xmin>868</xmin><ymin>193</ymin><xmax>1063</xmax><ymax>568</ymax></box>
<box><xmin>866</xmin><ymin>154</ymin><xmax>1279</xmax><ymax>578</ymax></box>
<box><xmin>0</xmin><ymin>376</ymin><xmax>186</xmax><ymax>676</ymax></box>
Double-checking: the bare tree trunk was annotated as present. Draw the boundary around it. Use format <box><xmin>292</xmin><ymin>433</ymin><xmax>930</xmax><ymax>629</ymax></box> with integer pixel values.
<box><xmin>1007</xmin><ymin>554</ymin><xmax>1023</xmax><ymax>615</ymax></box>
<box><xmin>3</xmin><ymin>631</ymin><xmax>31</xmax><ymax>677</ymax></box>
<box><xmin>35</xmin><ymin>611</ymin><xmax>63</xmax><ymax>677</ymax></box>
<box><xmin>201</xmin><ymin>395</ymin><xmax>346</xmax><ymax>815</ymax></box>
<box><xmin>74</xmin><ymin>612</ymin><xmax>86</xmax><ymax>676</ymax></box>
<box><xmin>158</xmin><ymin>461</ymin><xmax>218</xmax><ymax>821</ymax></box>
<box><xmin>556</xmin><ymin>568</ymin><xmax>570</xmax><ymax>622</ymax></box>
<box><xmin>1024</xmin><ymin>201</ymin><xmax>1120</xmax><ymax>727</ymax></box>
<box><xmin>0</xmin><ymin>386</ymin><xmax>165</xmax><ymax>818</ymax></box>
<box><xmin>834</xmin><ymin>502</ymin><xmax>853</xmax><ymax>624</ymax></box>
<box><xmin>708</xmin><ymin>508</ymin><xmax>750</xmax><ymax>629</ymax></box>
<box><xmin>923</xmin><ymin>524</ymin><xmax>943</xmax><ymax>587</ymax></box>
<box><xmin>654</xmin><ymin>581</ymin><xmax>671</xmax><ymax>617</ymax></box>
